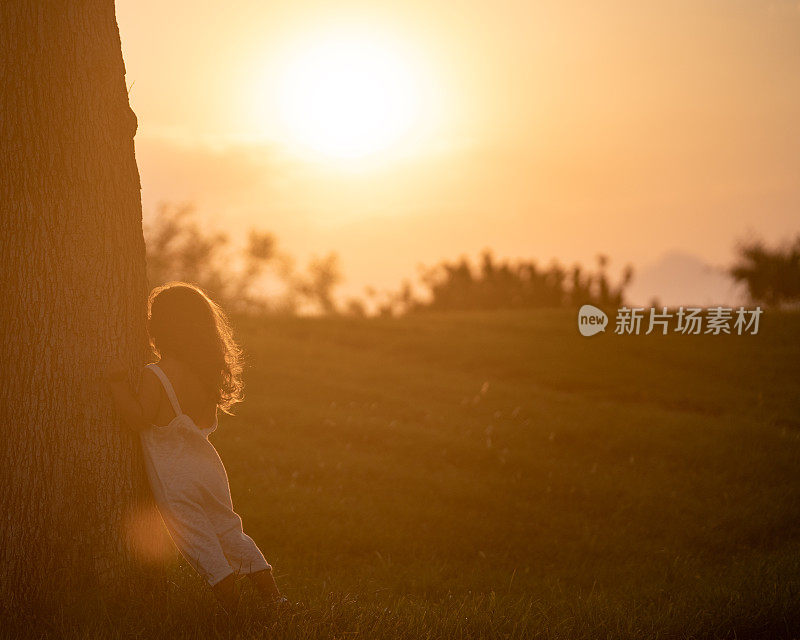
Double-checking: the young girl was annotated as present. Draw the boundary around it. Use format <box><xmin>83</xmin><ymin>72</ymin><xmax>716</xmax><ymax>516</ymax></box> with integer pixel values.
<box><xmin>106</xmin><ymin>282</ymin><xmax>284</xmax><ymax>614</ymax></box>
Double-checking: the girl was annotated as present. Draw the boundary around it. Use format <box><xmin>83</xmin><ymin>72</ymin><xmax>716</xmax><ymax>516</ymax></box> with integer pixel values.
<box><xmin>106</xmin><ymin>282</ymin><xmax>284</xmax><ymax>614</ymax></box>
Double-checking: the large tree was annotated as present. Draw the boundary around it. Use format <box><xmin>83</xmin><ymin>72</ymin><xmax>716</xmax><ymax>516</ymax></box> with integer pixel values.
<box><xmin>0</xmin><ymin>1</ymin><xmax>160</xmax><ymax>603</ymax></box>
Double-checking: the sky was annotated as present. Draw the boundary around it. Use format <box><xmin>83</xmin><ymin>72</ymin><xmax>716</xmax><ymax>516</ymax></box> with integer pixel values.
<box><xmin>116</xmin><ymin>0</ymin><xmax>800</xmax><ymax>306</ymax></box>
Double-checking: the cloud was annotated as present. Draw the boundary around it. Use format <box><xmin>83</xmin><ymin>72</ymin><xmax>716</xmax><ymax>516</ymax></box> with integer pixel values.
<box><xmin>135</xmin><ymin>134</ymin><xmax>278</xmax><ymax>217</ymax></box>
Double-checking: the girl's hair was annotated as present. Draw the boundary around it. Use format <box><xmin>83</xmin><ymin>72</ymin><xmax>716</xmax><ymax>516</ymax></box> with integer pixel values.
<box><xmin>147</xmin><ymin>282</ymin><xmax>244</xmax><ymax>414</ymax></box>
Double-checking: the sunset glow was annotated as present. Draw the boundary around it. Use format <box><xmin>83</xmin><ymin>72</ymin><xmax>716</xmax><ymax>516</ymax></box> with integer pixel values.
<box><xmin>271</xmin><ymin>30</ymin><xmax>430</xmax><ymax>160</ymax></box>
<box><xmin>116</xmin><ymin>0</ymin><xmax>800</xmax><ymax>306</ymax></box>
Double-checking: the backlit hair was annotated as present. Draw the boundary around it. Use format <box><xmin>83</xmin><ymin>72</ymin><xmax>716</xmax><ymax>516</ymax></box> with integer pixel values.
<box><xmin>147</xmin><ymin>282</ymin><xmax>244</xmax><ymax>414</ymax></box>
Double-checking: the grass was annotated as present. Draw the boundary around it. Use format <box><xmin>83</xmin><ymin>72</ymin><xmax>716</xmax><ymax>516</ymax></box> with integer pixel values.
<box><xmin>9</xmin><ymin>309</ymin><xmax>800</xmax><ymax>638</ymax></box>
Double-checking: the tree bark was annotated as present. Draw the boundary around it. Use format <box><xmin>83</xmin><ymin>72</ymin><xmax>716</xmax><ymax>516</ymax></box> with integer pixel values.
<box><xmin>0</xmin><ymin>1</ymin><xmax>159</xmax><ymax>602</ymax></box>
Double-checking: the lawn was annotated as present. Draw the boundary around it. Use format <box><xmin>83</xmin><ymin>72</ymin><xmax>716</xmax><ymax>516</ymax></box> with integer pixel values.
<box><xmin>29</xmin><ymin>309</ymin><xmax>800</xmax><ymax>638</ymax></box>
<box><xmin>201</xmin><ymin>309</ymin><xmax>800</xmax><ymax>638</ymax></box>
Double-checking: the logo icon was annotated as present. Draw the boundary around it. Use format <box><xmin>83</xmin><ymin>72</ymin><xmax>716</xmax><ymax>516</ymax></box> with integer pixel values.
<box><xmin>578</xmin><ymin>305</ymin><xmax>608</xmax><ymax>336</ymax></box>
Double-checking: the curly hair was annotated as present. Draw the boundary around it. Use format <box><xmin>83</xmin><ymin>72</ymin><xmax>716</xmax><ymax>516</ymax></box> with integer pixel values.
<box><xmin>147</xmin><ymin>282</ymin><xmax>244</xmax><ymax>414</ymax></box>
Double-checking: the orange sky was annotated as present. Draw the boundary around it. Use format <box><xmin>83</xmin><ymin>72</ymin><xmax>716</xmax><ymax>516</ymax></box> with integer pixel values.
<box><xmin>116</xmin><ymin>0</ymin><xmax>800</xmax><ymax>305</ymax></box>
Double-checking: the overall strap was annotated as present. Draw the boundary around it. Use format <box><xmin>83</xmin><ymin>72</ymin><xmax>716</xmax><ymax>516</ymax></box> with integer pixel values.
<box><xmin>145</xmin><ymin>363</ymin><xmax>183</xmax><ymax>417</ymax></box>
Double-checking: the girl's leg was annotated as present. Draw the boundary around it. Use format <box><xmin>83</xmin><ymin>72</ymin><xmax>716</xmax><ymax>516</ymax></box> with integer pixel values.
<box><xmin>212</xmin><ymin>572</ymin><xmax>239</xmax><ymax>614</ymax></box>
<box><xmin>249</xmin><ymin>568</ymin><xmax>282</xmax><ymax>603</ymax></box>
<box><xmin>214</xmin><ymin>525</ymin><xmax>280</xmax><ymax>604</ymax></box>
<box><xmin>162</xmin><ymin>505</ymin><xmax>238</xmax><ymax>611</ymax></box>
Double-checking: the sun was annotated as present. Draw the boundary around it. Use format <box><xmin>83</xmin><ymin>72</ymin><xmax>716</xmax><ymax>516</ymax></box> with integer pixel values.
<box><xmin>273</xmin><ymin>30</ymin><xmax>428</xmax><ymax>160</ymax></box>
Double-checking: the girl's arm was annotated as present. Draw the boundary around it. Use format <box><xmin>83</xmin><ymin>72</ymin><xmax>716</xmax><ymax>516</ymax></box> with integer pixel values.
<box><xmin>105</xmin><ymin>358</ymin><xmax>160</xmax><ymax>431</ymax></box>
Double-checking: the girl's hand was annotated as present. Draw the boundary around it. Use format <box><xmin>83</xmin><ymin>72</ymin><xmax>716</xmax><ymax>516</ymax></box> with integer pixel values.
<box><xmin>106</xmin><ymin>357</ymin><xmax>128</xmax><ymax>383</ymax></box>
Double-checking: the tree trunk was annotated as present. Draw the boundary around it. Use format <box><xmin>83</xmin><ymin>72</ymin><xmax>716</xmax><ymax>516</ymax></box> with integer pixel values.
<box><xmin>0</xmin><ymin>1</ymin><xmax>161</xmax><ymax>602</ymax></box>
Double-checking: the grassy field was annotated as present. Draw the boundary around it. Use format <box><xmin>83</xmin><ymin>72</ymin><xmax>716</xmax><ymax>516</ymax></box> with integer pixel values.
<box><xmin>26</xmin><ymin>309</ymin><xmax>800</xmax><ymax>638</ymax></box>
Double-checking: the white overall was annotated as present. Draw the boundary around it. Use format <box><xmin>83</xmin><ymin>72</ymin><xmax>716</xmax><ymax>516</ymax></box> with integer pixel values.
<box><xmin>140</xmin><ymin>363</ymin><xmax>270</xmax><ymax>585</ymax></box>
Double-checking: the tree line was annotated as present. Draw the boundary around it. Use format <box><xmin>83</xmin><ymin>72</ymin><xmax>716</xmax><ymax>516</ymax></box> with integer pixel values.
<box><xmin>146</xmin><ymin>203</ymin><xmax>800</xmax><ymax>315</ymax></box>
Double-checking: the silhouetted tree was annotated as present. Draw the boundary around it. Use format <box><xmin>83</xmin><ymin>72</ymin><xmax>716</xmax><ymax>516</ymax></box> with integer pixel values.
<box><xmin>145</xmin><ymin>203</ymin><xmax>342</xmax><ymax>315</ymax></box>
<box><xmin>405</xmin><ymin>249</ymin><xmax>632</xmax><ymax>313</ymax></box>
<box><xmin>295</xmin><ymin>252</ymin><xmax>342</xmax><ymax>315</ymax></box>
<box><xmin>730</xmin><ymin>235</ymin><xmax>800</xmax><ymax>307</ymax></box>
<box><xmin>594</xmin><ymin>254</ymin><xmax>632</xmax><ymax>308</ymax></box>
<box><xmin>344</xmin><ymin>298</ymin><xmax>367</xmax><ymax>317</ymax></box>
<box><xmin>145</xmin><ymin>203</ymin><xmax>232</xmax><ymax>300</ymax></box>
<box><xmin>0</xmin><ymin>1</ymin><xmax>159</xmax><ymax>602</ymax></box>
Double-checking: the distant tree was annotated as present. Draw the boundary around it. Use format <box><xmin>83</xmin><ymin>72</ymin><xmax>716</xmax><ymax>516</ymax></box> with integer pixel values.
<box><xmin>144</xmin><ymin>203</ymin><xmax>342</xmax><ymax>315</ymax></box>
<box><xmin>405</xmin><ymin>249</ymin><xmax>632</xmax><ymax>313</ymax></box>
<box><xmin>730</xmin><ymin>235</ymin><xmax>800</xmax><ymax>307</ymax></box>
<box><xmin>569</xmin><ymin>265</ymin><xmax>593</xmax><ymax>307</ymax></box>
<box><xmin>145</xmin><ymin>203</ymin><xmax>233</xmax><ymax>301</ymax></box>
<box><xmin>594</xmin><ymin>254</ymin><xmax>633</xmax><ymax>308</ymax></box>
<box><xmin>344</xmin><ymin>297</ymin><xmax>367</xmax><ymax>317</ymax></box>
<box><xmin>294</xmin><ymin>252</ymin><xmax>342</xmax><ymax>315</ymax></box>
